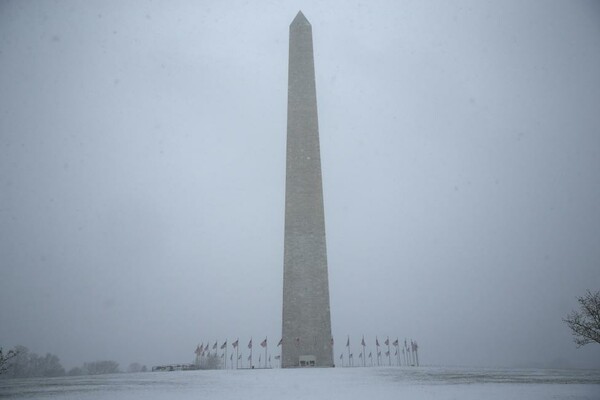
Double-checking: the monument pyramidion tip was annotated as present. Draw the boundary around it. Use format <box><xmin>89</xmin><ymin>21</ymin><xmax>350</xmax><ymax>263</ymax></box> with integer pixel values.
<box><xmin>291</xmin><ymin>10</ymin><xmax>311</xmax><ymax>27</ymax></box>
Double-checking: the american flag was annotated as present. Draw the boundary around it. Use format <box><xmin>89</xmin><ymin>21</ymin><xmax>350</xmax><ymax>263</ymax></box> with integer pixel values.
<box><xmin>248</xmin><ymin>338</ymin><xmax>252</xmax><ymax>349</ymax></box>
<box><xmin>260</xmin><ymin>338</ymin><xmax>267</xmax><ymax>348</ymax></box>
<box><xmin>232</xmin><ymin>339</ymin><xmax>239</xmax><ymax>348</ymax></box>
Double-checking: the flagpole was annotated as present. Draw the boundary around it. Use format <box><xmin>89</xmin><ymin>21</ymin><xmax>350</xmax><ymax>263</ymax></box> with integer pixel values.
<box><xmin>387</xmin><ymin>336</ymin><xmax>392</xmax><ymax>367</ymax></box>
<box><xmin>346</xmin><ymin>336</ymin><xmax>350</xmax><ymax>368</ymax></box>
<box><xmin>402</xmin><ymin>347</ymin><xmax>405</xmax><ymax>366</ymax></box>
<box><xmin>361</xmin><ymin>336</ymin><xmax>366</xmax><ymax>367</ymax></box>
<box><xmin>363</xmin><ymin>343</ymin><xmax>366</xmax><ymax>367</ymax></box>
<box><xmin>276</xmin><ymin>338</ymin><xmax>282</xmax><ymax>368</ymax></box>
<box><xmin>415</xmin><ymin>342</ymin><xmax>419</xmax><ymax>367</ymax></box>
<box><xmin>414</xmin><ymin>343</ymin><xmax>417</xmax><ymax>366</ymax></box>
<box><xmin>375</xmin><ymin>337</ymin><xmax>380</xmax><ymax>366</ymax></box>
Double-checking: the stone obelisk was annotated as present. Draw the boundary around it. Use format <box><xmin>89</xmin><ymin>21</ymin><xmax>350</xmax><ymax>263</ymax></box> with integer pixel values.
<box><xmin>282</xmin><ymin>11</ymin><xmax>333</xmax><ymax>368</ymax></box>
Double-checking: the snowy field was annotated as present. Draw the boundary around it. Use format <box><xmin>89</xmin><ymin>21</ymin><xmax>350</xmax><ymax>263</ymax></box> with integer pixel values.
<box><xmin>1</xmin><ymin>366</ymin><xmax>599</xmax><ymax>400</ymax></box>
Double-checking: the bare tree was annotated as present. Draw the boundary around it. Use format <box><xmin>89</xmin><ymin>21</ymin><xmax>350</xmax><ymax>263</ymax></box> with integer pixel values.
<box><xmin>0</xmin><ymin>346</ymin><xmax>65</xmax><ymax>378</ymax></box>
<box><xmin>0</xmin><ymin>348</ymin><xmax>18</xmax><ymax>375</ymax></box>
<box><xmin>563</xmin><ymin>290</ymin><xmax>600</xmax><ymax>347</ymax></box>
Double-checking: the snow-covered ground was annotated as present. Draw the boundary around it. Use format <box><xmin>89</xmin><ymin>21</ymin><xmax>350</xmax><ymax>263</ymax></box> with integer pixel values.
<box><xmin>1</xmin><ymin>366</ymin><xmax>599</xmax><ymax>399</ymax></box>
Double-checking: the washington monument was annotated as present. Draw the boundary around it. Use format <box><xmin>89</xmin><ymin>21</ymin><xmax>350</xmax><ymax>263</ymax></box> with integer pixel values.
<box><xmin>281</xmin><ymin>11</ymin><xmax>334</xmax><ymax>368</ymax></box>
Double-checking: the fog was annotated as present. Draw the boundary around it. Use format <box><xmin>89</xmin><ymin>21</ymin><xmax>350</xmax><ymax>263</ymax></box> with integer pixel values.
<box><xmin>1</xmin><ymin>0</ymin><xmax>599</xmax><ymax>371</ymax></box>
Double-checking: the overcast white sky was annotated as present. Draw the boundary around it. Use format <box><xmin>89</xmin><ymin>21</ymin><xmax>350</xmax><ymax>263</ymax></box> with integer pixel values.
<box><xmin>1</xmin><ymin>0</ymin><xmax>599</xmax><ymax>370</ymax></box>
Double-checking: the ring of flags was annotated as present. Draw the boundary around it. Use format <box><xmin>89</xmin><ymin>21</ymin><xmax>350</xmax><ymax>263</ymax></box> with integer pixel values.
<box><xmin>193</xmin><ymin>335</ymin><xmax>419</xmax><ymax>369</ymax></box>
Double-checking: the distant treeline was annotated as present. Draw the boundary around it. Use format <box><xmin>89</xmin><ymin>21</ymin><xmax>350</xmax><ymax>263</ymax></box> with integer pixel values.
<box><xmin>0</xmin><ymin>346</ymin><xmax>64</xmax><ymax>378</ymax></box>
<box><xmin>0</xmin><ymin>345</ymin><xmax>147</xmax><ymax>379</ymax></box>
